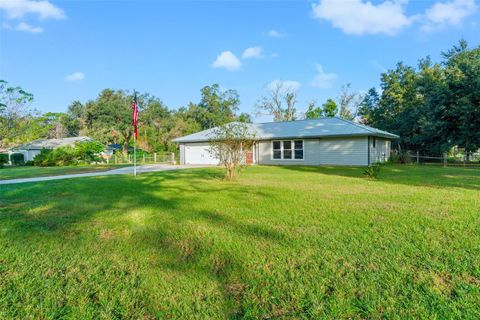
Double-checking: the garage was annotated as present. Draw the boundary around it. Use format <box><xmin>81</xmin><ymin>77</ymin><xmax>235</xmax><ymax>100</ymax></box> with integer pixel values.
<box><xmin>183</xmin><ymin>143</ymin><xmax>219</xmax><ymax>165</ymax></box>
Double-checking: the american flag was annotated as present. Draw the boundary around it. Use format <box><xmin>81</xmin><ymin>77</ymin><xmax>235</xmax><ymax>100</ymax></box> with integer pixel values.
<box><xmin>132</xmin><ymin>92</ymin><xmax>139</xmax><ymax>139</ymax></box>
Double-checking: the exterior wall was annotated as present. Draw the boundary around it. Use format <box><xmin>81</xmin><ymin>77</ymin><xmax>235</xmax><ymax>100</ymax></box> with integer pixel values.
<box><xmin>27</xmin><ymin>150</ymin><xmax>41</xmax><ymax>161</ymax></box>
<box><xmin>369</xmin><ymin>138</ymin><xmax>391</xmax><ymax>163</ymax></box>
<box><xmin>179</xmin><ymin>144</ymin><xmax>186</xmax><ymax>165</ymax></box>
<box><xmin>257</xmin><ymin>137</ymin><xmax>369</xmax><ymax>166</ymax></box>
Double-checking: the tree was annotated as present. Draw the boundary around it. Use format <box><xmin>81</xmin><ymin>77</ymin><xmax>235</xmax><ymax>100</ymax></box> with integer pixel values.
<box><xmin>237</xmin><ymin>112</ymin><xmax>252</xmax><ymax>123</ymax></box>
<box><xmin>61</xmin><ymin>101</ymin><xmax>86</xmax><ymax>137</ymax></box>
<box><xmin>322</xmin><ymin>99</ymin><xmax>338</xmax><ymax>117</ymax></box>
<box><xmin>208</xmin><ymin>122</ymin><xmax>255</xmax><ymax>180</ymax></box>
<box><xmin>304</xmin><ymin>101</ymin><xmax>323</xmax><ymax>119</ymax></box>
<box><xmin>256</xmin><ymin>81</ymin><xmax>298</xmax><ymax>121</ymax></box>
<box><xmin>85</xmin><ymin>89</ymin><xmax>137</xmax><ymax>154</ymax></box>
<box><xmin>0</xmin><ymin>80</ymin><xmax>34</xmax><ymax>147</ymax></box>
<box><xmin>357</xmin><ymin>40</ymin><xmax>480</xmax><ymax>154</ymax></box>
<box><xmin>337</xmin><ymin>84</ymin><xmax>362</xmax><ymax>121</ymax></box>
<box><xmin>192</xmin><ymin>84</ymin><xmax>240</xmax><ymax>130</ymax></box>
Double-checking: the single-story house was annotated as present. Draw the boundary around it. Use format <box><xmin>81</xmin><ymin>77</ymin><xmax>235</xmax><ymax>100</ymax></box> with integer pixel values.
<box><xmin>9</xmin><ymin>136</ymin><xmax>92</xmax><ymax>162</ymax></box>
<box><xmin>173</xmin><ymin>117</ymin><xmax>399</xmax><ymax>166</ymax></box>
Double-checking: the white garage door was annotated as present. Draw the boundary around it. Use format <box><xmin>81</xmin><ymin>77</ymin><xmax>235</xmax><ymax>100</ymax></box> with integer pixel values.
<box><xmin>185</xmin><ymin>144</ymin><xmax>219</xmax><ymax>165</ymax></box>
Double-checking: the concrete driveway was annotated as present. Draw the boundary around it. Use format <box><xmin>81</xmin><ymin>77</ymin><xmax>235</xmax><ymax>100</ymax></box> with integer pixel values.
<box><xmin>0</xmin><ymin>164</ymin><xmax>211</xmax><ymax>185</ymax></box>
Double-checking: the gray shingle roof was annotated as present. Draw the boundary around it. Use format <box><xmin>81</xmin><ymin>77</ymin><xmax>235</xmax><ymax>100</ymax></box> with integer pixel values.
<box><xmin>173</xmin><ymin>117</ymin><xmax>399</xmax><ymax>143</ymax></box>
<box><xmin>12</xmin><ymin>136</ymin><xmax>93</xmax><ymax>150</ymax></box>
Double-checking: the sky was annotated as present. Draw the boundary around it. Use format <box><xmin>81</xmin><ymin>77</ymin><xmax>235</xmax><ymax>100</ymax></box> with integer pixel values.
<box><xmin>1</xmin><ymin>0</ymin><xmax>479</xmax><ymax>122</ymax></box>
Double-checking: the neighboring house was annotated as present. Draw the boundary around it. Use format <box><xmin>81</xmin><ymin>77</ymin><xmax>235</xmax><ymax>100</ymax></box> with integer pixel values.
<box><xmin>9</xmin><ymin>136</ymin><xmax>92</xmax><ymax>162</ymax></box>
<box><xmin>173</xmin><ymin>117</ymin><xmax>399</xmax><ymax>166</ymax></box>
<box><xmin>103</xmin><ymin>144</ymin><xmax>122</xmax><ymax>158</ymax></box>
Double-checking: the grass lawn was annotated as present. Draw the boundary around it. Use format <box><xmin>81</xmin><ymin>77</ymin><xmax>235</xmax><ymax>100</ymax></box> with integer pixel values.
<box><xmin>1</xmin><ymin>165</ymin><xmax>479</xmax><ymax>319</ymax></box>
<box><xmin>0</xmin><ymin>164</ymin><xmax>129</xmax><ymax>180</ymax></box>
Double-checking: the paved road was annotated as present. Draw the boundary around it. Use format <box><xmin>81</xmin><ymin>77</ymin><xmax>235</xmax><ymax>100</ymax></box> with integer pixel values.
<box><xmin>0</xmin><ymin>164</ymin><xmax>211</xmax><ymax>185</ymax></box>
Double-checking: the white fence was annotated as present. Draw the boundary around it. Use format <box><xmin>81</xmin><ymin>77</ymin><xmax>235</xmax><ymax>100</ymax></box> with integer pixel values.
<box><xmin>105</xmin><ymin>152</ymin><xmax>177</xmax><ymax>165</ymax></box>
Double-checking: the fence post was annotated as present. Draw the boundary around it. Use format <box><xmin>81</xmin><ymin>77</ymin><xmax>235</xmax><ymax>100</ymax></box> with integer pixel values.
<box><xmin>416</xmin><ymin>151</ymin><xmax>419</xmax><ymax>165</ymax></box>
<box><xmin>154</xmin><ymin>153</ymin><xmax>157</xmax><ymax>163</ymax></box>
<box><xmin>171</xmin><ymin>153</ymin><xmax>175</xmax><ymax>164</ymax></box>
<box><xmin>143</xmin><ymin>154</ymin><xmax>145</xmax><ymax>164</ymax></box>
<box><xmin>443</xmin><ymin>152</ymin><xmax>447</xmax><ymax>168</ymax></box>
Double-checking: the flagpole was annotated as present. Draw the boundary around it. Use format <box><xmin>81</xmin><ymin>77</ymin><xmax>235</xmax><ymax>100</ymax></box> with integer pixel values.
<box><xmin>133</xmin><ymin>89</ymin><xmax>137</xmax><ymax>177</ymax></box>
<box><xmin>133</xmin><ymin>132</ymin><xmax>137</xmax><ymax>176</ymax></box>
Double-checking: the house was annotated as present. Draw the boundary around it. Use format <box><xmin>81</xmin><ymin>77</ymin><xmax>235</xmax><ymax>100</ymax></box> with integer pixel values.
<box><xmin>9</xmin><ymin>136</ymin><xmax>92</xmax><ymax>162</ymax></box>
<box><xmin>173</xmin><ymin>117</ymin><xmax>399</xmax><ymax>166</ymax></box>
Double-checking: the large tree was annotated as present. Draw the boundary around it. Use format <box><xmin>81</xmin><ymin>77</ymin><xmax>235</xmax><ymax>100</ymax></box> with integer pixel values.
<box><xmin>192</xmin><ymin>84</ymin><xmax>240</xmax><ymax>130</ymax></box>
<box><xmin>358</xmin><ymin>40</ymin><xmax>480</xmax><ymax>154</ymax></box>
<box><xmin>256</xmin><ymin>81</ymin><xmax>298</xmax><ymax>121</ymax></box>
<box><xmin>0</xmin><ymin>80</ymin><xmax>34</xmax><ymax>147</ymax></box>
<box><xmin>85</xmin><ymin>89</ymin><xmax>138</xmax><ymax>154</ymax></box>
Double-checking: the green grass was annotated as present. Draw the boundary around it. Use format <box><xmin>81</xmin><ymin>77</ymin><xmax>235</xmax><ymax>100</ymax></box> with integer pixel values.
<box><xmin>1</xmin><ymin>165</ymin><xmax>479</xmax><ymax>319</ymax></box>
<box><xmin>0</xmin><ymin>164</ymin><xmax>129</xmax><ymax>180</ymax></box>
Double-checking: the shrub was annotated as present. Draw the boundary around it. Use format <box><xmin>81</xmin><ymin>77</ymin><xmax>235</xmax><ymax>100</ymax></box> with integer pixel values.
<box><xmin>10</xmin><ymin>153</ymin><xmax>25</xmax><ymax>165</ymax></box>
<box><xmin>389</xmin><ymin>150</ymin><xmax>412</xmax><ymax>164</ymax></box>
<box><xmin>364</xmin><ymin>164</ymin><xmax>381</xmax><ymax>179</ymax></box>
<box><xmin>24</xmin><ymin>160</ymin><xmax>34</xmax><ymax>166</ymax></box>
<box><xmin>0</xmin><ymin>153</ymin><xmax>8</xmax><ymax>168</ymax></box>
<box><xmin>34</xmin><ymin>147</ymin><xmax>77</xmax><ymax>166</ymax></box>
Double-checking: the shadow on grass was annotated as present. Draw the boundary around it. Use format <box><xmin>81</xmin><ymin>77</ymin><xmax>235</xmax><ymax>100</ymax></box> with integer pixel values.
<box><xmin>0</xmin><ymin>168</ymin><xmax>286</xmax><ymax>318</ymax></box>
<box><xmin>278</xmin><ymin>164</ymin><xmax>480</xmax><ymax>191</ymax></box>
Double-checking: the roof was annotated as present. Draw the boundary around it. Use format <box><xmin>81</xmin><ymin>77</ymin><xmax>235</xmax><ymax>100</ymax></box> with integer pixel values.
<box><xmin>12</xmin><ymin>136</ymin><xmax>93</xmax><ymax>150</ymax></box>
<box><xmin>172</xmin><ymin>117</ymin><xmax>399</xmax><ymax>143</ymax></box>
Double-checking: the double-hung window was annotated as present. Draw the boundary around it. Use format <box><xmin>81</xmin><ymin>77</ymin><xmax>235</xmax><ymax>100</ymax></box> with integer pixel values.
<box><xmin>272</xmin><ymin>140</ymin><xmax>303</xmax><ymax>160</ymax></box>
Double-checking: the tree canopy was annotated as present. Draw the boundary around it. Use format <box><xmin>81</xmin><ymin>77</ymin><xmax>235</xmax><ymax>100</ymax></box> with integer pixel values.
<box><xmin>358</xmin><ymin>40</ymin><xmax>480</xmax><ymax>153</ymax></box>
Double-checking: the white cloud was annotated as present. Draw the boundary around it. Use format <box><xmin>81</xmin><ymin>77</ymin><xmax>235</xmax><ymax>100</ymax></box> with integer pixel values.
<box><xmin>13</xmin><ymin>21</ymin><xmax>43</xmax><ymax>33</ymax></box>
<box><xmin>312</xmin><ymin>0</ymin><xmax>412</xmax><ymax>36</ymax></box>
<box><xmin>422</xmin><ymin>0</ymin><xmax>477</xmax><ymax>32</ymax></box>
<box><xmin>267</xmin><ymin>29</ymin><xmax>286</xmax><ymax>38</ymax></box>
<box><xmin>212</xmin><ymin>51</ymin><xmax>241</xmax><ymax>71</ymax></box>
<box><xmin>242</xmin><ymin>46</ymin><xmax>264</xmax><ymax>59</ymax></box>
<box><xmin>65</xmin><ymin>72</ymin><xmax>85</xmax><ymax>82</ymax></box>
<box><xmin>311</xmin><ymin>64</ymin><xmax>337</xmax><ymax>89</ymax></box>
<box><xmin>0</xmin><ymin>0</ymin><xmax>65</xmax><ymax>20</ymax></box>
<box><xmin>267</xmin><ymin>79</ymin><xmax>301</xmax><ymax>91</ymax></box>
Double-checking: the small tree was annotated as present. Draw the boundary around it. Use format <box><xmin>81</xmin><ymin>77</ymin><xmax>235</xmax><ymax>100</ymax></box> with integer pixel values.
<box><xmin>208</xmin><ymin>122</ymin><xmax>255</xmax><ymax>180</ymax></box>
<box><xmin>75</xmin><ymin>141</ymin><xmax>105</xmax><ymax>163</ymax></box>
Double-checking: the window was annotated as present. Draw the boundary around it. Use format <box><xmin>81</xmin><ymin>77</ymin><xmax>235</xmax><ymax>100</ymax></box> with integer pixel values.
<box><xmin>283</xmin><ymin>141</ymin><xmax>292</xmax><ymax>159</ymax></box>
<box><xmin>294</xmin><ymin>140</ymin><xmax>303</xmax><ymax>159</ymax></box>
<box><xmin>273</xmin><ymin>141</ymin><xmax>281</xmax><ymax>159</ymax></box>
<box><xmin>372</xmin><ymin>137</ymin><xmax>376</xmax><ymax>148</ymax></box>
<box><xmin>271</xmin><ymin>140</ymin><xmax>303</xmax><ymax>160</ymax></box>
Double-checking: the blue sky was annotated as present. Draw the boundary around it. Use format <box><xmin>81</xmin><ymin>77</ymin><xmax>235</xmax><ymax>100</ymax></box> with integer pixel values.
<box><xmin>1</xmin><ymin>0</ymin><xmax>479</xmax><ymax>121</ymax></box>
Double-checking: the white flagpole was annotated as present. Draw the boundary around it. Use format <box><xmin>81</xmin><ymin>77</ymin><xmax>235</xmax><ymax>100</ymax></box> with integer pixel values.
<box><xmin>133</xmin><ymin>132</ymin><xmax>137</xmax><ymax>176</ymax></box>
<box><xmin>133</xmin><ymin>89</ymin><xmax>137</xmax><ymax>177</ymax></box>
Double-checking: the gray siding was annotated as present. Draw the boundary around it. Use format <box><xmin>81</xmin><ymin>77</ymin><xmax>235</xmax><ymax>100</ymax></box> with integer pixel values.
<box><xmin>257</xmin><ymin>137</ymin><xmax>369</xmax><ymax>166</ymax></box>
<box><xmin>179</xmin><ymin>144</ymin><xmax>185</xmax><ymax>165</ymax></box>
<box><xmin>369</xmin><ymin>138</ymin><xmax>391</xmax><ymax>164</ymax></box>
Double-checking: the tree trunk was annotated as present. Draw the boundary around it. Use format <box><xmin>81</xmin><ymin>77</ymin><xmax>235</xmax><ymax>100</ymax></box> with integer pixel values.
<box><xmin>122</xmin><ymin>132</ymin><xmax>132</xmax><ymax>156</ymax></box>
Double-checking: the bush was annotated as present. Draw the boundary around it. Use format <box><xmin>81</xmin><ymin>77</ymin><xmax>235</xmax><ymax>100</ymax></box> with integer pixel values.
<box><xmin>363</xmin><ymin>164</ymin><xmax>381</xmax><ymax>179</ymax></box>
<box><xmin>389</xmin><ymin>150</ymin><xmax>412</xmax><ymax>164</ymax></box>
<box><xmin>34</xmin><ymin>147</ymin><xmax>77</xmax><ymax>167</ymax></box>
<box><xmin>10</xmin><ymin>153</ymin><xmax>25</xmax><ymax>165</ymax></box>
<box><xmin>0</xmin><ymin>153</ymin><xmax>8</xmax><ymax>168</ymax></box>
<box><xmin>24</xmin><ymin>160</ymin><xmax>34</xmax><ymax>166</ymax></box>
